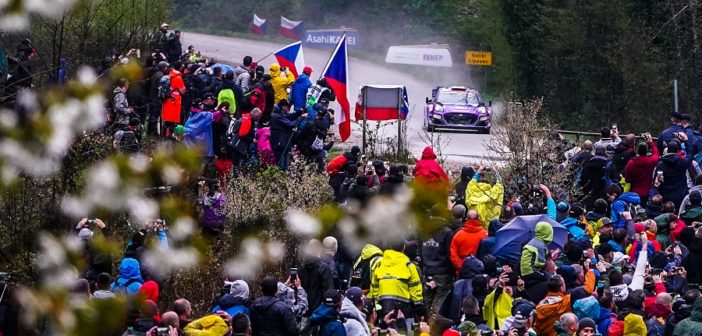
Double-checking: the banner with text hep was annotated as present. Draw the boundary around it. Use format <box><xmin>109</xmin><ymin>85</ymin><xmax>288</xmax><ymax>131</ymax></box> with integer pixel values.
<box><xmin>465</xmin><ymin>51</ymin><xmax>493</xmax><ymax>66</ymax></box>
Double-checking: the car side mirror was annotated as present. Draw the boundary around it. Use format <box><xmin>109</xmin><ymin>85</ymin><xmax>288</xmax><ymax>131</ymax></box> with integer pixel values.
<box><xmin>489</xmin><ymin>100</ymin><xmax>493</xmax><ymax>107</ymax></box>
<box><xmin>425</xmin><ymin>97</ymin><xmax>431</xmax><ymax>104</ymax></box>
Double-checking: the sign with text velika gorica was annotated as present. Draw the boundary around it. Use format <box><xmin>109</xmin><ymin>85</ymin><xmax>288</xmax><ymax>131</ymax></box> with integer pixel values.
<box><xmin>303</xmin><ymin>29</ymin><xmax>359</xmax><ymax>48</ymax></box>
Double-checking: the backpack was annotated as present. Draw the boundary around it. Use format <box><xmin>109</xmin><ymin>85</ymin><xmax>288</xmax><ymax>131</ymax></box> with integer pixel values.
<box><xmin>157</xmin><ymin>75</ymin><xmax>171</xmax><ymax>100</ymax></box>
<box><xmin>226</xmin><ymin>119</ymin><xmax>247</xmax><ymax>154</ymax></box>
<box><xmin>111</xmin><ymin>278</ymin><xmax>140</xmax><ymax>295</ymax></box>
<box><xmin>350</xmin><ymin>254</ymin><xmax>382</xmax><ymax>290</ymax></box>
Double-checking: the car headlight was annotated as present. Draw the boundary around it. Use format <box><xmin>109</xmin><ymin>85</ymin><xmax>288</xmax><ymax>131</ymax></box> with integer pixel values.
<box><xmin>477</xmin><ymin>107</ymin><xmax>487</xmax><ymax>115</ymax></box>
<box><xmin>432</xmin><ymin>114</ymin><xmax>443</xmax><ymax>121</ymax></box>
<box><xmin>434</xmin><ymin>105</ymin><xmax>444</xmax><ymax>112</ymax></box>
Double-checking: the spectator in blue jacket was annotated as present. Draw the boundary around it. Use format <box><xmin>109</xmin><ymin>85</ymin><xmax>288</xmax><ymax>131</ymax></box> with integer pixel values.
<box><xmin>111</xmin><ymin>258</ymin><xmax>144</xmax><ymax>295</ymax></box>
<box><xmin>657</xmin><ymin>112</ymin><xmax>685</xmax><ymax>154</ymax></box>
<box><xmin>212</xmin><ymin>279</ymin><xmax>250</xmax><ymax>317</ymax></box>
<box><xmin>657</xmin><ymin>138</ymin><xmax>694</xmax><ymax>209</ymax></box>
<box><xmin>290</xmin><ymin>66</ymin><xmax>313</xmax><ymax>111</ymax></box>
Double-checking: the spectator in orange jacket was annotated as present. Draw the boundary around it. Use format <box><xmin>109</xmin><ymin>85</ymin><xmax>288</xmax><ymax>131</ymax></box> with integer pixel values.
<box><xmin>450</xmin><ymin>210</ymin><xmax>488</xmax><ymax>273</ymax></box>
<box><xmin>534</xmin><ymin>275</ymin><xmax>572</xmax><ymax>336</ymax></box>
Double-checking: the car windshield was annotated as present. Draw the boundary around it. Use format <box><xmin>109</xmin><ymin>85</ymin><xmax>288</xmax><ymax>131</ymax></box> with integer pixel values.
<box><xmin>437</xmin><ymin>90</ymin><xmax>480</xmax><ymax>106</ymax></box>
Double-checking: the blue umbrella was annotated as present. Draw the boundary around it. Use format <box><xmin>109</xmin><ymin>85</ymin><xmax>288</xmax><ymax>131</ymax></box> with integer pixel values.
<box><xmin>210</xmin><ymin>63</ymin><xmax>235</xmax><ymax>73</ymax></box>
<box><xmin>492</xmin><ymin>214</ymin><xmax>568</xmax><ymax>264</ymax></box>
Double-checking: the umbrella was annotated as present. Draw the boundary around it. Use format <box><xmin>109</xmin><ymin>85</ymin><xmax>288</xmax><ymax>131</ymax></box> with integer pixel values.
<box><xmin>210</xmin><ymin>63</ymin><xmax>235</xmax><ymax>73</ymax></box>
<box><xmin>492</xmin><ymin>214</ymin><xmax>568</xmax><ymax>264</ymax></box>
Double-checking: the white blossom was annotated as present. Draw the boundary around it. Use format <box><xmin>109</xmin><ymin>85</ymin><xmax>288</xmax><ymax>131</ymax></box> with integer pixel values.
<box><xmin>285</xmin><ymin>208</ymin><xmax>321</xmax><ymax>237</ymax></box>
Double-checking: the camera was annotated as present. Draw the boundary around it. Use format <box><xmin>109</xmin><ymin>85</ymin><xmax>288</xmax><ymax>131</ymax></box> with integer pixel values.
<box><xmin>87</xmin><ymin>219</ymin><xmax>97</xmax><ymax>226</ymax></box>
<box><xmin>496</xmin><ymin>266</ymin><xmax>504</xmax><ymax>274</ymax></box>
<box><xmin>156</xmin><ymin>327</ymin><xmax>169</xmax><ymax>336</ymax></box>
<box><xmin>530</xmin><ymin>186</ymin><xmax>543</xmax><ymax>198</ymax></box>
<box><xmin>290</xmin><ymin>267</ymin><xmax>298</xmax><ymax>281</ymax></box>
<box><xmin>0</xmin><ymin>272</ymin><xmax>10</xmax><ymax>281</ymax></box>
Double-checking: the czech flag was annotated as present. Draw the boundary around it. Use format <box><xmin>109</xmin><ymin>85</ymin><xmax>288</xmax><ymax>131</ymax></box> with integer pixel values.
<box><xmin>280</xmin><ymin>16</ymin><xmax>304</xmax><ymax>39</ymax></box>
<box><xmin>354</xmin><ymin>85</ymin><xmax>410</xmax><ymax>121</ymax></box>
<box><xmin>323</xmin><ymin>35</ymin><xmax>351</xmax><ymax>142</ymax></box>
<box><xmin>274</xmin><ymin>41</ymin><xmax>305</xmax><ymax>78</ymax></box>
<box><xmin>252</xmin><ymin>14</ymin><xmax>267</xmax><ymax>35</ymax></box>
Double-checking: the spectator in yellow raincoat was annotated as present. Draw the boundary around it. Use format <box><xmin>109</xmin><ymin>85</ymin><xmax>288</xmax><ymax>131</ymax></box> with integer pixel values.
<box><xmin>269</xmin><ymin>63</ymin><xmax>295</xmax><ymax>104</ymax></box>
<box><xmin>466</xmin><ymin>166</ymin><xmax>504</xmax><ymax>228</ymax></box>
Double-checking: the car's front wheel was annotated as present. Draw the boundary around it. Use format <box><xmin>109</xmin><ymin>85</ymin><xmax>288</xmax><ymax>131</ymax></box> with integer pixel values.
<box><xmin>479</xmin><ymin>127</ymin><xmax>491</xmax><ymax>134</ymax></box>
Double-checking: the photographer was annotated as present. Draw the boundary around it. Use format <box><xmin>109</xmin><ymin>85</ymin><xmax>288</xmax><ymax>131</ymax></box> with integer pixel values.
<box><xmin>298</xmin><ymin>99</ymin><xmax>335</xmax><ymax>172</ymax></box>
<box><xmin>656</xmin><ymin>134</ymin><xmax>694</xmax><ymax>210</ymax></box>
<box><xmin>75</xmin><ymin>218</ymin><xmax>113</xmax><ymax>291</ymax></box>
<box><xmin>466</xmin><ymin>166</ymin><xmax>504</xmax><ymax>228</ymax></box>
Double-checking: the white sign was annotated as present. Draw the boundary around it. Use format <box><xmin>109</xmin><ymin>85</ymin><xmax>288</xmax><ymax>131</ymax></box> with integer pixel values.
<box><xmin>385</xmin><ymin>45</ymin><xmax>453</xmax><ymax>67</ymax></box>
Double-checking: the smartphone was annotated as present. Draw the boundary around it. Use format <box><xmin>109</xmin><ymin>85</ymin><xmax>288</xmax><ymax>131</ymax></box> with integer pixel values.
<box><xmin>290</xmin><ymin>267</ymin><xmax>298</xmax><ymax>281</ymax></box>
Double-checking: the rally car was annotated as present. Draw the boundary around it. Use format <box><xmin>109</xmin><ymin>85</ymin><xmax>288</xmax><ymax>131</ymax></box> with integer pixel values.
<box><xmin>423</xmin><ymin>86</ymin><xmax>492</xmax><ymax>133</ymax></box>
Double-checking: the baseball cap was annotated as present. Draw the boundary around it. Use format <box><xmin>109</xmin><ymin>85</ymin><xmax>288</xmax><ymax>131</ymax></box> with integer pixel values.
<box><xmin>323</xmin><ymin>289</ymin><xmax>343</xmax><ymax>306</ymax></box>
<box><xmin>203</xmin><ymin>92</ymin><xmax>215</xmax><ymax>100</ymax></box>
<box><xmin>513</xmin><ymin>303</ymin><xmax>535</xmax><ymax>324</ymax></box>
<box><xmin>174</xmin><ymin>125</ymin><xmax>185</xmax><ymax>136</ymax></box>
<box><xmin>160</xmin><ymin>23</ymin><xmax>170</xmax><ymax>29</ymax></box>
<box><xmin>303</xmin><ymin>66</ymin><xmax>312</xmax><ymax>75</ymax></box>
<box><xmin>600</xmin><ymin>218</ymin><xmax>612</xmax><ymax>227</ymax></box>
<box><xmin>612</xmin><ymin>252</ymin><xmax>630</xmax><ymax>264</ymax></box>
<box><xmin>345</xmin><ymin>287</ymin><xmax>364</xmax><ymax>305</ymax></box>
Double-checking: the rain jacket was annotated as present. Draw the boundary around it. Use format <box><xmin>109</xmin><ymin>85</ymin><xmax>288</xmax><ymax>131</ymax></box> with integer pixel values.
<box><xmin>202</xmin><ymin>192</ymin><xmax>226</xmax><ymax>229</ymax></box>
<box><xmin>276</xmin><ymin>282</ymin><xmax>308</xmax><ymax>317</ymax></box>
<box><xmin>624</xmin><ymin>314</ymin><xmax>647</xmax><ymax>336</ymax></box>
<box><xmin>251</xmin><ymin>296</ymin><xmax>299</xmax><ymax>336</ymax></box>
<box><xmin>111</xmin><ymin>258</ymin><xmax>143</xmax><ymax>296</ymax></box>
<box><xmin>138</xmin><ymin>280</ymin><xmax>159</xmax><ymax>302</ymax></box>
<box><xmin>184</xmin><ymin>109</ymin><xmax>214</xmax><ymax>157</ymax></box>
<box><xmin>421</xmin><ymin>226</ymin><xmax>454</xmax><ymax>276</ymax></box>
<box><xmin>290</xmin><ymin>73</ymin><xmax>312</xmax><ymax>111</ymax></box>
<box><xmin>450</xmin><ymin>219</ymin><xmax>488</xmax><ymax>272</ymax></box>
<box><xmin>369</xmin><ymin>249</ymin><xmax>423</xmax><ymax>305</ymax></box>
<box><xmin>112</xmin><ymin>86</ymin><xmax>131</xmax><ymax>125</ymax></box>
<box><xmin>657</xmin><ymin>151</ymin><xmax>694</xmax><ymax>209</ymax></box>
<box><xmin>596</xmin><ymin>306</ymin><xmax>617</xmax><ymax>336</ymax></box>
<box><xmin>520</xmin><ymin>222</ymin><xmax>553</xmax><ymax>277</ymax></box>
<box><xmin>534</xmin><ymin>291</ymin><xmax>572</xmax><ymax>336</ymax></box>
<box><xmin>162</xmin><ymin>69</ymin><xmax>185</xmax><ymax>123</ymax></box>
<box><xmin>673</xmin><ymin>297</ymin><xmax>702</xmax><ymax>336</ymax></box>
<box><xmin>310</xmin><ymin>305</ymin><xmax>346</xmax><ymax>336</ymax></box>
<box><xmin>340</xmin><ymin>297</ymin><xmax>370</xmax><ymax>336</ymax></box>
<box><xmin>654</xmin><ymin>213</ymin><xmax>675</xmax><ymax>249</ymax></box>
<box><xmin>624</xmin><ymin>140</ymin><xmax>659</xmax><ymax>199</ymax></box>
<box><xmin>183</xmin><ymin>315</ymin><xmax>229</xmax><ymax>336</ymax></box>
<box><xmin>442</xmin><ymin>257</ymin><xmax>484</xmax><ymax>323</ymax></box>
<box><xmin>256</xmin><ymin>127</ymin><xmax>276</xmax><ymax>166</ymax></box>
<box><xmin>466</xmin><ymin>173</ymin><xmax>504</xmax><ymax>228</ymax></box>
<box><xmin>610</xmin><ymin>192</ymin><xmax>641</xmax><ymax>229</ymax></box>
<box><xmin>482</xmin><ymin>286</ymin><xmax>513</xmax><ymax>329</ymax></box>
<box><xmin>560</xmin><ymin>216</ymin><xmax>587</xmax><ymax>241</ymax></box>
<box><xmin>554</xmin><ymin>321</ymin><xmax>571</xmax><ymax>336</ymax></box>
<box><xmin>299</xmin><ymin>255</ymin><xmax>334</xmax><ymax>317</ymax></box>
<box><xmin>269</xmin><ymin>63</ymin><xmax>295</xmax><ymax>103</ymax></box>
<box><xmin>350</xmin><ymin>244</ymin><xmax>383</xmax><ymax>291</ymax></box>
<box><xmin>413</xmin><ymin>146</ymin><xmax>449</xmax><ymax>189</ymax></box>
<box><xmin>679</xmin><ymin>185</ymin><xmax>702</xmax><ymax>215</ymax></box>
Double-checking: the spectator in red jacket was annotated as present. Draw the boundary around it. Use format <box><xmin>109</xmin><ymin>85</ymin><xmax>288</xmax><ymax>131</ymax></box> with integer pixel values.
<box><xmin>450</xmin><ymin>210</ymin><xmax>488</xmax><ymax>273</ymax></box>
<box><xmin>413</xmin><ymin>146</ymin><xmax>449</xmax><ymax>189</ymax></box>
<box><xmin>624</xmin><ymin>133</ymin><xmax>659</xmax><ymax>205</ymax></box>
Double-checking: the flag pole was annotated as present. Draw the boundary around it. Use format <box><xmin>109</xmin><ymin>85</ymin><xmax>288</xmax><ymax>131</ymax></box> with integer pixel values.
<box><xmin>320</xmin><ymin>34</ymin><xmax>346</xmax><ymax>82</ymax></box>
<box><xmin>256</xmin><ymin>52</ymin><xmax>274</xmax><ymax>63</ymax></box>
